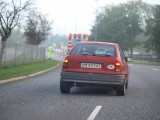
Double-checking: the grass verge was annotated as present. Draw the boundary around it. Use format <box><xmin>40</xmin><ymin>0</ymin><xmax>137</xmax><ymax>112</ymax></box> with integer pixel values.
<box><xmin>0</xmin><ymin>59</ymin><xmax>59</xmax><ymax>80</ymax></box>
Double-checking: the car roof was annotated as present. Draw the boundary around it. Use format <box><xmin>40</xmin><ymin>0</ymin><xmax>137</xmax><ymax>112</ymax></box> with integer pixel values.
<box><xmin>77</xmin><ymin>41</ymin><xmax>118</xmax><ymax>46</ymax></box>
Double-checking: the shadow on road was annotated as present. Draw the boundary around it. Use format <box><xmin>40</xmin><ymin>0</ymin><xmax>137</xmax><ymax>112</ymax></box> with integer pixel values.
<box><xmin>69</xmin><ymin>87</ymin><xmax>116</xmax><ymax>96</ymax></box>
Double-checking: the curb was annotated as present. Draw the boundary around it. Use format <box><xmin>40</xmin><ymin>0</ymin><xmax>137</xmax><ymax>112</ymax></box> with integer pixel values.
<box><xmin>0</xmin><ymin>62</ymin><xmax>60</xmax><ymax>85</ymax></box>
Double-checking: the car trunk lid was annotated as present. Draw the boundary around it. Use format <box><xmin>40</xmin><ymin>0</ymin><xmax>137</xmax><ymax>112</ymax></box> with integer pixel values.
<box><xmin>64</xmin><ymin>55</ymin><xmax>118</xmax><ymax>74</ymax></box>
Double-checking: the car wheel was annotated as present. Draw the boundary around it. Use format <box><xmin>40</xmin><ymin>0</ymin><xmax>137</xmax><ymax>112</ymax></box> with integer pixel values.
<box><xmin>116</xmin><ymin>83</ymin><xmax>126</xmax><ymax>96</ymax></box>
<box><xmin>60</xmin><ymin>81</ymin><xmax>71</xmax><ymax>94</ymax></box>
<box><xmin>125</xmin><ymin>81</ymin><xmax>128</xmax><ymax>89</ymax></box>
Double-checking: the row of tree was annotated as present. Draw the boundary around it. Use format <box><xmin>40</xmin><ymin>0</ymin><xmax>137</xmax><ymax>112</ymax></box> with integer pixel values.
<box><xmin>89</xmin><ymin>0</ymin><xmax>160</xmax><ymax>56</ymax></box>
<box><xmin>0</xmin><ymin>0</ymin><xmax>52</xmax><ymax>64</ymax></box>
<box><xmin>145</xmin><ymin>5</ymin><xmax>160</xmax><ymax>55</ymax></box>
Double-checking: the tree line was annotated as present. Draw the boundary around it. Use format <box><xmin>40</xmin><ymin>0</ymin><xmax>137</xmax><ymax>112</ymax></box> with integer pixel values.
<box><xmin>0</xmin><ymin>0</ymin><xmax>52</xmax><ymax>64</ymax></box>
<box><xmin>89</xmin><ymin>0</ymin><xmax>160</xmax><ymax>56</ymax></box>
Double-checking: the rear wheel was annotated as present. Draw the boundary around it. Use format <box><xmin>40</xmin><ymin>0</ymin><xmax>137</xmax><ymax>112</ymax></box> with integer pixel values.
<box><xmin>125</xmin><ymin>81</ymin><xmax>128</xmax><ymax>89</ymax></box>
<box><xmin>116</xmin><ymin>83</ymin><xmax>126</xmax><ymax>96</ymax></box>
<box><xmin>60</xmin><ymin>81</ymin><xmax>71</xmax><ymax>93</ymax></box>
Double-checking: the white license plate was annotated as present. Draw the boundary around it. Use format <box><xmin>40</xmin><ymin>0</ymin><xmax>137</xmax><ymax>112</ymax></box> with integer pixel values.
<box><xmin>81</xmin><ymin>63</ymin><xmax>102</xmax><ymax>68</ymax></box>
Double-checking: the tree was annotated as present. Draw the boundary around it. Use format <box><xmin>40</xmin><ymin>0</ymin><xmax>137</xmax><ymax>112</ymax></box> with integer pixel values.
<box><xmin>50</xmin><ymin>34</ymin><xmax>68</xmax><ymax>49</ymax></box>
<box><xmin>24</xmin><ymin>10</ymin><xmax>52</xmax><ymax>45</ymax></box>
<box><xmin>89</xmin><ymin>0</ymin><xmax>153</xmax><ymax>56</ymax></box>
<box><xmin>7</xmin><ymin>29</ymin><xmax>25</xmax><ymax>46</ymax></box>
<box><xmin>0</xmin><ymin>0</ymin><xmax>32</xmax><ymax>65</ymax></box>
<box><xmin>145</xmin><ymin>5</ymin><xmax>160</xmax><ymax>55</ymax></box>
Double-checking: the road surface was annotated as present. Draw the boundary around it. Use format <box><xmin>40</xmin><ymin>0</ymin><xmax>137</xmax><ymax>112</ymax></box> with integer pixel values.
<box><xmin>0</xmin><ymin>64</ymin><xmax>160</xmax><ymax>120</ymax></box>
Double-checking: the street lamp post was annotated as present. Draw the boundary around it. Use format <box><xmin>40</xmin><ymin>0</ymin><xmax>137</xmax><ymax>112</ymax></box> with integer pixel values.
<box><xmin>0</xmin><ymin>35</ymin><xmax>2</xmax><ymax>50</ymax></box>
<box><xmin>75</xmin><ymin>15</ymin><xmax>78</xmax><ymax>34</ymax></box>
<box><xmin>95</xmin><ymin>0</ymin><xmax>98</xmax><ymax>42</ymax></box>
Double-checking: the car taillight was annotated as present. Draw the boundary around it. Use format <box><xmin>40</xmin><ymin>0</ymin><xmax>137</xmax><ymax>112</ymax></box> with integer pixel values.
<box><xmin>115</xmin><ymin>62</ymin><xmax>122</xmax><ymax>72</ymax></box>
<box><xmin>62</xmin><ymin>59</ymin><xmax>68</xmax><ymax>69</ymax></box>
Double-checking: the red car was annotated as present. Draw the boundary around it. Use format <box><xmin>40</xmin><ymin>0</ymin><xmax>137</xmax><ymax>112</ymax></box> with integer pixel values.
<box><xmin>60</xmin><ymin>41</ymin><xmax>130</xmax><ymax>96</ymax></box>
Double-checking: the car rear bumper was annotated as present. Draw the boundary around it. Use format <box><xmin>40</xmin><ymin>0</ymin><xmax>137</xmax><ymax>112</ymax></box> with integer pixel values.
<box><xmin>61</xmin><ymin>71</ymin><xmax>126</xmax><ymax>85</ymax></box>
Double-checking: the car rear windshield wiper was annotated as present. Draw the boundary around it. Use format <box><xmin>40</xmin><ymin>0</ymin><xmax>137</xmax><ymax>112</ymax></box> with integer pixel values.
<box><xmin>105</xmin><ymin>55</ymin><xmax>112</xmax><ymax>57</ymax></box>
<box><xmin>82</xmin><ymin>52</ymin><xmax>95</xmax><ymax>56</ymax></box>
<box><xmin>93</xmin><ymin>54</ymin><xmax>112</xmax><ymax>57</ymax></box>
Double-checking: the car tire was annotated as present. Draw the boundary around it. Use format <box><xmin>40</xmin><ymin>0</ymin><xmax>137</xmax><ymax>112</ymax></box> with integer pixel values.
<box><xmin>125</xmin><ymin>81</ymin><xmax>128</xmax><ymax>89</ymax></box>
<box><xmin>116</xmin><ymin>84</ymin><xmax>126</xmax><ymax>96</ymax></box>
<box><xmin>60</xmin><ymin>81</ymin><xmax>71</xmax><ymax>94</ymax></box>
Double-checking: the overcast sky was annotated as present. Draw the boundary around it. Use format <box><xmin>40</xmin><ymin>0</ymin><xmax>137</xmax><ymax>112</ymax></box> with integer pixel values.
<box><xmin>36</xmin><ymin>0</ymin><xmax>160</xmax><ymax>36</ymax></box>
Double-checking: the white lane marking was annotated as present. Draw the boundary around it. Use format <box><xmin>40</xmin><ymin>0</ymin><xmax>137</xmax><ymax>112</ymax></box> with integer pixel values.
<box><xmin>152</xmin><ymin>69</ymin><xmax>159</xmax><ymax>71</ymax></box>
<box><xmin>133</xmin><ymin>65</ymin><xmax>160</xmax><ymax>71</ymax></box>
<box><xmin>87</xmin><ymin>106</ymin><xmax>102</xmax><ymax>120</ymax></box>
<box><xmin>142</xmin><ymin>67</ymin><xmax>160</xmax><ymax>71</ymax></box>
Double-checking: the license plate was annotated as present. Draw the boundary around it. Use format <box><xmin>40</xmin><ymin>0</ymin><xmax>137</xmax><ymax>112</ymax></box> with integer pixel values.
<box><xmin>81</xmin><ymin>63</ymin><xmax>102</xmax><ymax>68</ymax></box>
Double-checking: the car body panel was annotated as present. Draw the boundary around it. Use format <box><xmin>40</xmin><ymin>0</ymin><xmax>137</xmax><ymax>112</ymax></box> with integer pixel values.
<box><xmin>61</xmin><ymin>41</ymin><xmax>130</xmax><ymax>90</ymax></box>
<box><xmin>61</xmin><ymin>71</ymin><xmax>125</xmax><ymax>85</ymax></box>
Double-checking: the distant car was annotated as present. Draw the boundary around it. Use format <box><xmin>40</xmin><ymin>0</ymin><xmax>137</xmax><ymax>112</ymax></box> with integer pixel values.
<box><xmin>60</xmin><ymin>41</ymin><xmax>130</xmax><ymax>96</ymax></box>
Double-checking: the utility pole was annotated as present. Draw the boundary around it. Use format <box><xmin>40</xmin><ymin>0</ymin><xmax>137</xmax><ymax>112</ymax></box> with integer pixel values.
<box><xmin>95</xmin><ymin>0</ymin><xmax>98</xmax><ymax>41</ymax></box>
<box><xmin>75</xmin><ymin>15</ymin><xmax>78</xmax><ymax>34</ymax></box>
<box><xmin>0</xmin><ymin>35</ymin><xmax>2</xmax><ymax>50</ymax></box>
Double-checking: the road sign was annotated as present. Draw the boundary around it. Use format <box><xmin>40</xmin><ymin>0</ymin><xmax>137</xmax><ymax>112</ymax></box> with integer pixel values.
<box><xmin>16</xmin><ymin>41</ymin><xmax>20</xmax><ymax>44</ymax></box>
<box><xmin>75</xmin><ymin>39</ymin><xmax>82</xmax><ymax>44</ymax></box>
<box><xmin>68</xmin><ymin>33</ymin><xmax>88</xmax><ymax>52</ymax></box>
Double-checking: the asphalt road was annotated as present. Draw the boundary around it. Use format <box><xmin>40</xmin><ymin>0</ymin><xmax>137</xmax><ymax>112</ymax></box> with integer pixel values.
<box><xmin>0</xmin><ymin>64</ymin><xmax>160</xmax><ymax>120</ymax></box>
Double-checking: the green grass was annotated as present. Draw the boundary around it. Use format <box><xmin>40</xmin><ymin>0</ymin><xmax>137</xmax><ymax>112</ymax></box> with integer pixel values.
<box><xmin>0</xmin><ymin>59</ymin><xmax>59</xmax><ymax>80</ymax></box>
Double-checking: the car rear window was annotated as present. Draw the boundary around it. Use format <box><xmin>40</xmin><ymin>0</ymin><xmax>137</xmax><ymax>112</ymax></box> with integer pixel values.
<box><xmin>70</xmin><ymin>44</ymin><xmax>116</xmax><ymax>57</ymax></box>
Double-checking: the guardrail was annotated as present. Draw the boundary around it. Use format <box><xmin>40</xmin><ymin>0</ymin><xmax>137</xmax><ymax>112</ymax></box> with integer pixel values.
<box><xmin>132</xmin><ymin>54</ymin><xmax>160</xmax><ymax>63</ymax></box>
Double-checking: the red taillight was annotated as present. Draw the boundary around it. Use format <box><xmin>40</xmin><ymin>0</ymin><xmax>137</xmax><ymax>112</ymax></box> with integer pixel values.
<box><xmin>115</xmin><ymin>62</ymin><xmax>122</xmax><ymax>72</ymax></box>
<box><xmin>62</xmin><ymin>59</ymin><xmax>68</xmax><ymax>69</ymax></box>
